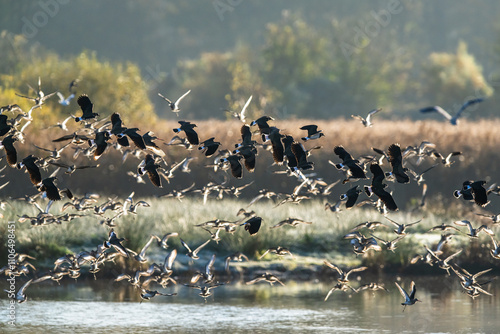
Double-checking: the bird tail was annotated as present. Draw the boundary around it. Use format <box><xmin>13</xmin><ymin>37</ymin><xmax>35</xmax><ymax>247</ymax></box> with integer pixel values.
<box><xmin>364</xmin><ymin>185</ymin><xmax>373</xmax><ymax>197</ymax></box>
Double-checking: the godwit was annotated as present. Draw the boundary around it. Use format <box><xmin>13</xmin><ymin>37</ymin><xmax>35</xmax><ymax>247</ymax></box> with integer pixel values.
<box><xmin>395</xmin><ymin>280</ymin><xmax>420</xmax><ymax>312</ymax></box>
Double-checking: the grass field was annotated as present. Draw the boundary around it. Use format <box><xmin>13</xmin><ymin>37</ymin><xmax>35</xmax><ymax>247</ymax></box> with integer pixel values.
<box><xmin>1</xmin><ymin>118</ymin><xmax>500</xmax><ymax>280</ymax></box>
<box><xmin>1</xmin><ymin>196</ymin><xmax>497</xmax><ymax>278</ymax></box>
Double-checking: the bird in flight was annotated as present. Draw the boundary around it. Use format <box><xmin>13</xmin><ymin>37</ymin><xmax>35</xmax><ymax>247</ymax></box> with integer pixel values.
<box><xmin>419</xmin><ymin>98</ymin><xmax>485</xmax><ymax>125</ymax></box>
<box><xmin>226</xmin><ymin>95</ymin><xmax>252</xmax><ymax>123</ymax></box>
<box><xmin>351</xmin><ymin>108</ymin><xmax>381</xmax><ymax>127</ymax></box>
<box><xmin>158</xmin><ymin>90</ymin><xmax>191</xmax><ymax>115</ymax></box>
<box><xmin>395</xmin><ymin>280</ymin><xmax>420</xmax><ymax>312</ymax></box>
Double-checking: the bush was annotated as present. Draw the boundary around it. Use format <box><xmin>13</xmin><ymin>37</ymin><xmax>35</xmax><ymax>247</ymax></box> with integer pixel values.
<box><xmin>0</xmin><ymin>33</ymin><xmax>157</xmax><ymax>128</ymax></box>
<box><xmin>421</xmin><ymin>41</ymin><xmax>493</xmax><ymax>109</ymax></box>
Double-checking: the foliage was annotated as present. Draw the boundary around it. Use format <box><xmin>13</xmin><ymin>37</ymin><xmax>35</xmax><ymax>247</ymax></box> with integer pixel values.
<box><xmin>171</xmin><ymin>52</ymin><xmax>233</xmax><ymax>119</ymax></box>
<box><xmin>421</xmin><ymin>41</ymin><xmax>494</xmax><ymax>109</ymax></box>
<box><xmin>0</xmin><ymin>33</ymin><xmax>157</xmax><ymax>128</ymax></box>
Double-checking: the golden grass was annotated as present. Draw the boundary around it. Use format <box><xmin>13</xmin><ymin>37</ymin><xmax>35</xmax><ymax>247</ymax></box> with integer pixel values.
<box><xmin>6</xmin><ymin>117</ymin><xmax>500</xmax><ymax>215</ymax></box>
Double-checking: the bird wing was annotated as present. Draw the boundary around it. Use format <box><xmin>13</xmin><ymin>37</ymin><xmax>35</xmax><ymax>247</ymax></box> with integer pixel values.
<box><xmin>406</xmin><ymin>219</ymin><xmax>422</xmax><ymax>227</ymax></box>
<box><xmin>455</xmin><ymin>98</ymin><xmax>484</xmax><ymax>120</ymax></box>
<box><xmin>323</xmin><ymin>260</ymin><xmax>343</xmax><ymax>275</ymax></box>
<box><xmin>18</xmin><ymin>278</ymin><xmax>33</xmax><ymax>295</ymax></box>
<box><xmin>205</xmin><ymin>254</ymin><xmax>216</xmax><ymax>276</ymax></box>
<box><xmin>77</xmin><ymin>95</ymin><xmax>93</xmax><ymax>116</ymax></box>
<box><xmin>239</xmin><ymin>95</ymin><xmax>252</xmax><ymax>122</ymax></box>
<box><xmin>345</xmin><ymin>266</ymin><xmax>368</xmax><ymax>279</ymax></box>
<box><xmin>351</xmin><ymin>115</ymin><xmax>365</xmax><ymax>123</ymax></box>
<box><xmin>193</xmin><ymin>239</ymin><xmax>211</xmax><ymax>256</ymax></box>
<box><xmin>420</xmin><ymin>106</ymin><xmax>452</xmax><ymax>121</ymax></box>
<box><xmin>472</xmin><ymin>268</ymin><xmax>492</xmax><ymax>279</ymax></box>
<box><xmin>453</xmin><ymin>220</ymin><xmax>472</xmax><ymax>234</ymax></box>
<box><xmin>384</xmin><ymin>216</ymin><xmax>401</xmax><ymax>228</ymax></box>
<box><xmin>259</xmin><ymin>249</ymin><xmax>271</xmax><ymax>259</ymax></box>
<box><xmin>180</xmin><ymin>238</ymin><xmax>192</xmax><ymax>253</ymax></box>
<box><xmin>56</xmin><ymin>92</ymin><xmax>65</xmax><ymax>102</ymax></box>
<box><xmin>174</xmin><ymin>90</ymin><xmax>191</xmax><ymax>107</ymax></box>
<box><xmin>365</xmin><ymin>108</ymin><xmax>381</xmax><ymax>125</ymax></box>
<box><xmin>444</xmin><ymin>249</ymin><xmax>463</xmax><ymax>263</ymax></box>
<box><xmin>139</xmin><ymin>235</ymin><xmax>159</xmax><ymax>258</ymax></box>
<box><xmin>409</xmin><ymin>281</ymin><xmax>417</xmax><ymax>299</ymax></box>
<box><xmin>157</xmin><ymin>93</ymin><xmax>172</xmax><ymax>104</ymax></box>
<box><xmin>164</xmin><ymin>249</ymin><xmax>177</xmax><ymax>271</ymax></box>
<box><xmin>395</xmin><ymin>281</ymin><xmax>409</xmax><ymax>299</ymax></box>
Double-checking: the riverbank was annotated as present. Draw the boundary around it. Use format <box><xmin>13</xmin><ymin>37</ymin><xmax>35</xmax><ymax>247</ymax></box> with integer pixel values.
<box><xmin>2</xmin><ymin>198</ymin><xmax>498</xmax><ymax>280</ymax></box>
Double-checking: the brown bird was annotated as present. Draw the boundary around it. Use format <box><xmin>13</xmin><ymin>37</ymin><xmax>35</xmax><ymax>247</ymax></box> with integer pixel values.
<box><xmin>1</xmin><ymin>134</ymin><xmax>19</xmax><ymax>167</ymax></box>
<box><xmin>138</xmin><ymin>154</ymin><xmax>162</xmax><ymax>187</ymax></box>
<box><xmin>17</xmin><ymin>155</ymin><xmax>42</xmax><ymax>185</ymax></box>
<box><xmin>386</xmin><ymin>143</ymin><xmax>409</xmax><ymax>184</ymax></box>
<box><xmin>271</xmin><ymin>217</ymin><xmax>312</xmax><ymax>229</ymax></box>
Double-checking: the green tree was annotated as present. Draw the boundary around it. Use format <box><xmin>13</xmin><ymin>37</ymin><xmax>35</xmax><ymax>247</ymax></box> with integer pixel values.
<box><xmin>421</xmin><ymin>41</ymin><xmax>493</xmax><ymax>108</ymax></box>
<box><xmin>0</xmin><ymin>35</ymin><xmax>156</xmax><ymax>128</ymax></box>
<box><xmin>172</xmin><ymin>52</ymin><xmax>233</xmax><ymax>119</ymax></box>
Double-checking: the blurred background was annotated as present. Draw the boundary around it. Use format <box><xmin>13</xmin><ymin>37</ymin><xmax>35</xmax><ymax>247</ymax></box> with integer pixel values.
<box><xmin>0</xmin><ymin>0</ymin><xmax>499</xmax><ymax>122</ymax></box>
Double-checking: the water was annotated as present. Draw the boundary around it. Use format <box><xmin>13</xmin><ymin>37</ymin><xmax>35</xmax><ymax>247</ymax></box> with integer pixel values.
<box><xmin>1</xmin><ymin>276</ymin><xmax>498</xmax><ymax>333</ymax></box>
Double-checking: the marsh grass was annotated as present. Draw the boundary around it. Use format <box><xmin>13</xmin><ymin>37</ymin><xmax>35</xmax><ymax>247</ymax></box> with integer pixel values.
<box><xmin>2</xmin><ymin>118</ymin><xmax>500</xmax><ymax>276</ymax></box>
<box><xmin>2</xmin><ymin>196</ymin><xmax>498</xmax><ymax>275</ymax></box>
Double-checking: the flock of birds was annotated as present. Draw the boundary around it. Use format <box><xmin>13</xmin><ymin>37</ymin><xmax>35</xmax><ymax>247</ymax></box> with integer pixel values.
<box><xmin>1</xmin><ymin>78</ymin><xmax>498</xmax><ymax>311</ymax></box>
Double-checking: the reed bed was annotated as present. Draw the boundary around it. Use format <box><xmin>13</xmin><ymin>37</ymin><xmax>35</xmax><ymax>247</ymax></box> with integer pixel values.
<box><xmin>1</xmin><ymin>118</ymin><xmax>500</xmax><ymax>277</ymax></box>
<box><xmin>4</xmin><ymin>118</ymin><xmax>500</xmax><ymax>209</ymax></box>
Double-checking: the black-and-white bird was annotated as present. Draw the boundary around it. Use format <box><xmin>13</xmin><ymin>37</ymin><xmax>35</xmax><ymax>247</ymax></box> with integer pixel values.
<box><xmin>351</xmin><ymin>108</ymin><xmax>381</xmax><ymax>127</ymax></box>
<box><xmin>340</xmin><ymin>185</ymin><xmax>362</xmax><ymax>209</ymax></box>
<box><xmin>333</xmin><ymin>146</ymin><xmax>366</xmax><ymax>181</ymax></box>
<box><xmin>199</xmin><ymin>137</ymin><xmax>221</xmax><ymax>157</ymax></box>
<box><xmin>226</xmin><ymin>95</ymin><xmax>252</xmax><ymax>123</ymax></box>
<box><xmin>300</xmin><ymin>124</ymin><xmax>324</xmax><ymax>141</ymax></box>
<box><xmin>74</xmin><ymin>94</ymin><xmax>99</xmax><ymax>122</ymax></box>
<box><xmin>364</xmin><ymin>163</ymin><xmax>398</xmax><ymax>211</ymax></box>
<box><xmin>240</xmin><ymin>216</ymin><xmax>262</xmax><ymax>236</ymax></box>
<box><xmin>158</xmin><ymin>90</ymin><xmax>191</xmax><ymax>114</ymax></box>
<box><xmin>386</xmin><ymin>143</ymin><xmax>409</xmax><ymax>184</ymax></box>
<box><xmin>454</xmin><ymin>180</ymin><xmax>489</xmax><ymax>207</ymax></box>
<box><xmin>180</xmin><ymin>238</ymin><xmax>211</xmax><ymax>260</ymax></box>
<box><xmin>173</xmin><ymin>121</ymin><xmax>199</xmax><ymax>146</ymax></box>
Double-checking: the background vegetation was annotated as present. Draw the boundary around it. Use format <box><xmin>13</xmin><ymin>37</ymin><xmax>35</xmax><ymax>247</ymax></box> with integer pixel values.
<box><xmin>1</xmin><ymin>1</ymin><xmax>500</xmax><ymax>120</ymax></box>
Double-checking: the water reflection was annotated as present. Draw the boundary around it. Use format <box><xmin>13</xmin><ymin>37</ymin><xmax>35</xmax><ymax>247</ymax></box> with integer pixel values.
<box><xmin>0</xmin><ymin>276</ymin><xmax>498</xmax><ymax>333</ymax></box>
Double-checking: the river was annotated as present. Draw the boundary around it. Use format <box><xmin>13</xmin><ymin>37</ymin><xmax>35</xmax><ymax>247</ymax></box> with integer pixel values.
<box><xmin>1</xmin><ymin>275</ymin><xmax>498</xmax><ymax>333</ymax></box>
